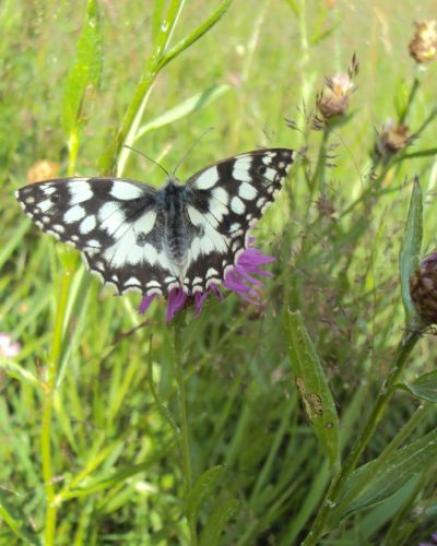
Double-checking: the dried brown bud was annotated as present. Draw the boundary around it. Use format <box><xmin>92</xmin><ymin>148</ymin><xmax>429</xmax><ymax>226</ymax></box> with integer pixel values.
<box><xmin>316</xmin><ymin>73</ymin><xmax>354</xmax><ymax>120</ymax></box>
<box><xmin>27</xmin><ymin>160</ymin><xmax>60</xmax><ymax>184</ymax></box>
<box><xmin>376</xmin><ymin>119</ymin><xmax>410</xmax><ymax>158</ymax></box>
<box><xmin>410</xmin><ymin>253</ymin><xmax>437</xmax><ymax>324</ymax></box>
<box><xmin>408</xmin><ymin>20</ymin><xmax>437</xmax><ymax>64</ymax></box>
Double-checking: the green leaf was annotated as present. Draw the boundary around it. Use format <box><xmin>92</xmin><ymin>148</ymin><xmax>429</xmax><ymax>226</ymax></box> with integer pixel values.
<box><xmin>134</xmin><ymin>84</ymin><xmax>230</xmax><ymax>141</ymax></box>
<box><xmin>187</xmin><ymin>466</ymin><xmax>224</xmax><ymax>525</ymax></box>
<box><xmin>285</xmin><ymin>310</ymin><xmax>340</xmax><ymax>469</ymax></box>
<box><xmin>61</xmin><ymin>0</ymin><xmax>102</xmax><ymax>134</ymax></box>
<box><xmin>283</xmin><ymin>0</ymin><xmax>300</xmax><ymax>17</ymax></box>
<box><xmin>309</xmin><ymin>24</ymin><xmax>340</xmax><ymax>46</ymax></box>
<box><xmin>0</xmin><ymin>359</ymin><xmax>41</xmax><ymax>389</ymax></box>
<box><xmin>334</xmin><ymin>429</ymin><xmax>437</xmax><ymax>520</ymax></box>
<box><xmin>399</xmin><ymin>178</ymin><xmax>423</xmax><ymax>327</ymax></box>
<box><xmin>199</xmin><ymin>497</ymin><xmax>239</xmax><ymax>546</ymax></box>
<box><xmin>398</xmin><ymin>370</ymin><xmax>437</xmax><ymax>403</ymax></box>
<box><xmin>159</xmin><ymin>0</ymin><xmax>232</xmax><ymax>71</ymax></box>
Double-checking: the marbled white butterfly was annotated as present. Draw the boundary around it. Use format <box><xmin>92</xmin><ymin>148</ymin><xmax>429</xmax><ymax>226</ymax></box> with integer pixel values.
<box><xmin>16</xmin><ymin>148</ymin><xmax>294</xmax><ymax>297</ymax></box>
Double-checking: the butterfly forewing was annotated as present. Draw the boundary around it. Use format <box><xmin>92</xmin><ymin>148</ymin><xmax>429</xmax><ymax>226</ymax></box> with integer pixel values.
<box><xmin>16</xmin><ymin>178</ymin><xmax>175</xmax><ymax>295</ymax></box>
<box><xmin>16</xmin><ymin>148</ymin><xmax>294</xmax><ymax>298</ymax></box>
<box><xmin>183</xmin><ymin>148</ymin><xmax>294</xmax><ymax>292</ymax></box>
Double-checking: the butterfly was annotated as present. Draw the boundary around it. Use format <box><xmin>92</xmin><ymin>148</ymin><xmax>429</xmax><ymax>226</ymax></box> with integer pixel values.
<box><xmin>15</xmin><ymin>148</ymin><xmax>294</xmax><ymax>297</ymax></box>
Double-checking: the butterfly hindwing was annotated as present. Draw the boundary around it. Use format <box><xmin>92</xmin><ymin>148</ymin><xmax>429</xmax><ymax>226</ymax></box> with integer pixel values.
<box><xmin>16</xmin><ymin>178</ymin><xmax>176</xmax><ymax>296</ymax></box>
<box><xmin>182</xmin><ymin>148</ymin><xmax>294</xmax><ymax>292</ymax></box>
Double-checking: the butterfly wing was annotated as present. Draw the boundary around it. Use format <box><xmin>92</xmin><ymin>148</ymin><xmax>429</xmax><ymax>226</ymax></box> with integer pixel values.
<box><xmin>15</xmin><ymin>177</ymin><xmax>173</xmax><ymax>296</ymax></box>
<box><xmin>183</xmin><ymin>148</ymin><xmax>294</xmax><ymax>293</ymax></box>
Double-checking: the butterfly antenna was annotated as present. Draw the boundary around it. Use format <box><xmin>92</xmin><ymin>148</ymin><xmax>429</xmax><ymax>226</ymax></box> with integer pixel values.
<box><xmin>123</xmin><ymin>144</ymin><xmax>170</xmax><ymax>177</ymax></box>
<box><xmin>172</xmin><ymin>127</ymin><xmax>214</xmax><ymax>177</ymax></box>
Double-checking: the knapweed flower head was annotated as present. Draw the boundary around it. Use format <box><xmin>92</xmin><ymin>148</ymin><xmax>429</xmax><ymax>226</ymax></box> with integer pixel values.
<box><xmin>139</xmin><ymin>239</ymin><xmax>275</xmax><ymax>321</ymax></box>
<box><xmin>409</xmin><ymin>20</ymin><xmax>437</xmax><ymax>64</ymax></box>
<box><xmin>0</xmin><ymin>333</ymin><xmax>21</xmax><ymax>358</ymax></box>
<box><xmin>419</xmin><ymin>531</ymin><xmax>437</xmax><ymax>546</ymax></box>
<box><xmin>314</xmin><ymin>54</ymin><xmax>358</xmax><ymax>126</ymax></box>
<box><xmin>410</xmin><ymin>252</ymin><xmax>437</xmax><ymax>324</ymax></box>
<box><xmin>375</xmin><ymin>119</ymin><xmax>410</xmax><ymax>159</ymax></box>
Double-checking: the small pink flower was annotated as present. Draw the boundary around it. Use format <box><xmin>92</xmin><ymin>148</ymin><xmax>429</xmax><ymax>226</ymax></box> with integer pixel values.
<box><xmin>0</xmin><ymin>333</ymin><xmax>21</xmax><ymax>358</ymax></box>
<box><xmin>139</xmin><ymin>240</ymin><xmax>275</xmax><ymax>321</ymax></box>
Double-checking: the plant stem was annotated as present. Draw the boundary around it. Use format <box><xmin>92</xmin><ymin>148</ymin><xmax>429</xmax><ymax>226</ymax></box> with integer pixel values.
<box><xmin>41</xmin><ymin>266</ymin><xmax>75</xmax><ymax>545</ymax></box>
<box><xmin>399</xmin><ymin>74</ymin><xmax>420</xmax><ymax>125</ymax></box>
<box><xmin>301</xmin><ymin>329</ymin><xmax>421</xmax><ymax>546</ymax></box>
<box><xmin>173</xmin><ymin>318</ymin><xmax>196</xmax><ymax>545</ymax></box>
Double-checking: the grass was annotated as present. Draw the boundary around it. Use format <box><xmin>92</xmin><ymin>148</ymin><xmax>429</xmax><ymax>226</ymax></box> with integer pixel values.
<box><xmin>1</xmin><ymin>1</ymin><xmax>437</xmax><ymax>545</ymax></box>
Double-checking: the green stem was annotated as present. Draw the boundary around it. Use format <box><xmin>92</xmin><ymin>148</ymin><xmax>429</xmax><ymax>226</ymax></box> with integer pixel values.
<box><xmin>301</xmin><ymin>329</ymin><xmax>421</xmax><ymax>546</ymax></box>
<box><xmin>41</xmin><ymin>266</ymin><xmax>75</xmax><ymax>545</ymax></box>
<box><xmin>173</xmin><ymin>318</ymin><xmax>197</xmax><ymax>545</ymax></box>
<box><xmin>399</xmin><ymin>74</ymin><xmax>420</xmax><ymax>125</ymax></box>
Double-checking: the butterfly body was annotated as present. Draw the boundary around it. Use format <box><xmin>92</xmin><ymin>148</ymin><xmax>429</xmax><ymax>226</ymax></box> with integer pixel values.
<box><xmin>16</xmin><ymin>148</ymin><xmax>294</xmax><ymax>297</ymax></box>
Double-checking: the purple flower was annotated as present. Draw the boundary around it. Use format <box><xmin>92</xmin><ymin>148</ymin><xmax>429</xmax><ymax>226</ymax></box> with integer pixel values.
<box><xmin>0</xmin><ymin>333</ymin><xmax>21</xmax><ymax>358</ymax></box>
<box><xmin>139</xmin><ymin>240</ymin><xmax>275</xmax><ymax>321</ymax></box>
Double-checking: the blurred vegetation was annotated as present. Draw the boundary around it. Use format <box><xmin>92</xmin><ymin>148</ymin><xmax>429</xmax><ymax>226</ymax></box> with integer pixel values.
<box><xmin>1</xmin><ymin>1</ymin><xmax>436</xmax><ymax>545</ymax></box>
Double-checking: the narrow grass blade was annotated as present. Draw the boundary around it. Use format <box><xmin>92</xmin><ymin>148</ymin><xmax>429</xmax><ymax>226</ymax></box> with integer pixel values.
<box><xmin>395</xmin><ymin>148</ymin><xmax>437</xmax><ymax>162</ymax></box>
<box><xmin>399</xmin><ymin>178</ymin><xmax>423</xmax><ymax>327</ymax></box>
<box><xmin>285</xmin><ymin>309</ymin><xmax>340</xmax><ymax>469</ymax></box>
<box><xmin>61</xmin><ymin>0</ymin><xmax>102</xmax><ymax>133</ymax></box>
<box><xmin>398</xmin><ymin>370</ymin><xmax>437</xmax><ymax>403</ymax></box>
<box><xmin>134</xmin><ymin>84</ymin><xmax>229</xmax><ymax>141</ymax></box>
<box><xmin>334</xmin><ymin>429</ymin><xmax>437</xmax><ymax>520</ymax></box>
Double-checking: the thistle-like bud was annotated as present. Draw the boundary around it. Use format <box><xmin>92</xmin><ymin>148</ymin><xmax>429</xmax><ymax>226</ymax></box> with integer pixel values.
<box><xmin>314</xmin><ymin>54</ymin><xmax>358</xmax><ymax>127</ymax></box>
<box><xmin>27</xmin><ymin>160</ymin><xmax>60</xmax><ymax>183</ymax></box>
<box><xmin>316</xmin><ymin>73</ymin><xmax>354</xmax><ymax>120</ymax></box>
<box><xmin>375</xmin><ymin>119</ymin><xmax>410</xmax><ymax>158</ymax></box>
<box><xmin>410</xmin><ymin>253</ymin><xmax>437</xmax><ymax>324</ymax></box>
<box><xmin>408</xmin><ymin>20</ymin><xmax>437</xmax><ymax>64</ymax></box>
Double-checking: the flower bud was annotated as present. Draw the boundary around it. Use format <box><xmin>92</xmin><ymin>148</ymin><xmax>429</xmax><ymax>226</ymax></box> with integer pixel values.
<box><xmin>316</xmin><ymin>73</ymin><xmax>354</xmax><ymax>120</ymax></box>
<box><xmin>408</xmin><ymin>20</ymin><xmax>437</xmax><ymax>64</ymax></box>
<box><xmin>375</xmin><ymin>119</ymin><xmax>410</xmax><ymax>158</ymax></box>
<box><xmin>314</xmin><ymin>54</ymin><xmax>358</xmax><ymax>128</ymax></box>
<box><xmin>410</xmin><ymin>253</ymin><xmax>437</xmax><ymax>324</ymax></box>
<box><xmin>27</xmin><ymin>160</ymin><xmax>60</xmax><ymax>183</ymax></box>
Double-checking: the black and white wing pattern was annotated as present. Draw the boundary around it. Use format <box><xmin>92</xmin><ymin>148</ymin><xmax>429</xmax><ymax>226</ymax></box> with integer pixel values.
<box><xmin>15</xmin><ymin>148</ymin><xmax>294</xmax><ymax>298</ymax></box>
<box><xmin>183</xmin><ymin>148</ymin><xmax>294</xmax><ymax>293</ymax></box>
<box><xmin>15</xmin><ymin>177</ymin><xmax>172</xmax><ymax>296</ymax></box>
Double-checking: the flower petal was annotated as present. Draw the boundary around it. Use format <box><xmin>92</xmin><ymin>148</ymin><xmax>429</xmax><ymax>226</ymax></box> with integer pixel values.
<box><xmin>139</xmin><ymin>293</ymin><xmax>156</xmax><ymax>314</ymax></box>
<box><xmin>166</xmin><ymin>289</ymin><xmax>187</xmax><ymax>321</ymax></box>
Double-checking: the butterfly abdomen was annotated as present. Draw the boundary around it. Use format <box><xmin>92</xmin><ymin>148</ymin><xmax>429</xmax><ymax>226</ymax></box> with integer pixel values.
<box><xmin>159</xmin><ymin>181</ymin><xmax>190</xmax><ymax>272</ymax></box>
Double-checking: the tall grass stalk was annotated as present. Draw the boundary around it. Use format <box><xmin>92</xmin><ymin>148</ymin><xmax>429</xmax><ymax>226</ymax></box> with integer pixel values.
<box><xmin>40</xmin><ymin>258</ymin><xmax>76</xmax><ymax>545</ymax></box>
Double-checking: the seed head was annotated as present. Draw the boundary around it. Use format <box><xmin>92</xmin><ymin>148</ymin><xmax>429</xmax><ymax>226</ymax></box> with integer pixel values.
<box><xmin>410</xmin><ymin>252</ymin><xmax>437</xmax><ymax>324</ymax></box>
<box><xmin>409</xmin><ymin>20</ymin><xmax>437</xmax><ymax>64</ymax></box>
